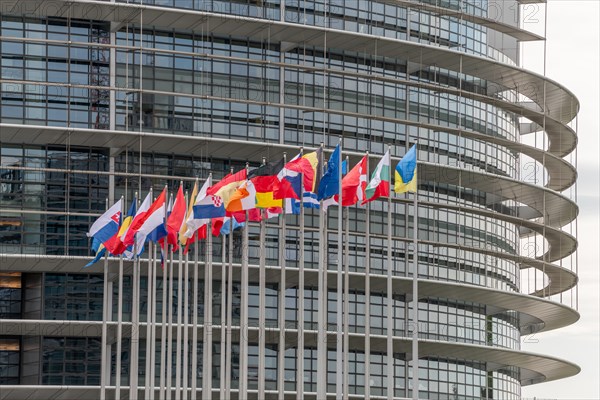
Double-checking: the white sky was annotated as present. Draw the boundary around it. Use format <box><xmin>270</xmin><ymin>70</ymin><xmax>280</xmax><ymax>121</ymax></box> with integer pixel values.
<box><xmin>520</xmin><ymin>1</ymin><xmax>600</xmax><ymax>399</ymax></box>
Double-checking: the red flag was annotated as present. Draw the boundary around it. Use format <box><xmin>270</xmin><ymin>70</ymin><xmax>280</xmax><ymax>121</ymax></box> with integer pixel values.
<box><xmin>335</xmin><ymin>156</ymin><xmax>367</xmax><ymax>206</ymax></box>
<box><xmin>166</xmin><ymin>185</ymin><xmax>186</xmax><ymax>251</ymax></box>
<box><xmin>211</xmin><ymin>217</ymin><xmax>224</xmax><ymax>237</ymax></box>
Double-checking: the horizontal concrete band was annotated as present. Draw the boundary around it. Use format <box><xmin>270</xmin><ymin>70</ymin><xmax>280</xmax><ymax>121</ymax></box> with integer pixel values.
<box><xmin>0</xmin><ymin>254</ymin><xmax>579</xmax><ymax>334</ymax></box>
<box><xmin>0</xmin><ymin>320</ymin><xmax>579</xmax><ymax>387</ymax></box>
<box><xmin>2</xmin><ymin>0</ymin><xmax>579</xmax><ymax>125</ymax></box>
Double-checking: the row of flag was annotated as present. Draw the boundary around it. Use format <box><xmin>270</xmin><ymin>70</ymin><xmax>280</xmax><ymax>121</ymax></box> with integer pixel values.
<box><xmin>85</xmin><ymin>144</ymin><xmax>417</xmax><ymax>266</ymax></box>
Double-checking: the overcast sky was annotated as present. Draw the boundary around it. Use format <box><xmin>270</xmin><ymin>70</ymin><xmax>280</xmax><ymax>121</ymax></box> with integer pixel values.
<box><xmin>520</xmin><ymin>1</ymin><xmax>599</xmax><ymax>399</ymax></box>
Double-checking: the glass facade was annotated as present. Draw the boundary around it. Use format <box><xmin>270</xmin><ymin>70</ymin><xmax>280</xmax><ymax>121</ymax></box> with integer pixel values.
<box><xmin>0</xmin><ymin>0</ymin><xmax>579</xmax><ymax>399</ymax></box>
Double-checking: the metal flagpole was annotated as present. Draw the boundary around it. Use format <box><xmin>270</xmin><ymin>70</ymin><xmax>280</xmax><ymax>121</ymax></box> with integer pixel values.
<box><xmin>175</xmin><ymin>243</ymin><xmax>184</xmax><ymax>400</ymax></box>
<box><xmin>183</xmin><ymin>237</ymin><xmax>190</xmax><ymax>399</ymax></box>
<box><xmin>200</xmin><ymin>221</ymin><xmax>211</xmax><ymax>400</ymax></box>
<box><xmin>336</xmin><ymin>143</ymin><xmax>343</xmax><ymax>400</ymax></box>
<box><xmin>365</xmin><ymin>153</ymin><xmax>372</xmax><ymax>400</ymax></box>
<box><xmin>150</xmin><ymin>238</ymin><xmax>158</xmax><ymax>398</ymax></box>
<box><xmin>258</xmin><ymin>162</ymin><xmax>267</xmax><ymax>399</ymax></box>
<box><xmin>343</xmin><ymin>195</ymin><xmax>350</xmax><ymax>399</ymax></box>
<box><xmin>386</xmin><ymin>146</ymin><xmax>394</xmax><ymax>400</ymax></box>
<box><xmin>182</xmin><ymin>191</ymin><xmax>190</xmax><ymax>400</ymax></box>
<box><xmin>225</xmin><ymin>226</ymin><xmax>234</xmax><ymax>398</ymax></box>
<box><xmin>100</xmin><ymin>199</ymin><xmax>110</xmax><ymax>400</ymax></box>
<box><xmin>145</xmin><ymin>241</ymin><xmax>154</xmax><ymax>399</ymax></box>
<box><xmin>239</xmin><ymin>167</ymin><xmax>250</xmax><ymax>396</ymax></box>
<box><xmin>116</xmin><ymin>238</ymin><xmax>125</xmax><ymax>400</ymax></box>
<box><xmin>159</xmin><ymin>245</ymin><xmax>168</xmax><ymax>400</ymax></box>
<box><xmin>316</xmin><ymin>145</ymin><xmax>327</xmax><ymax>400</ymax></box>
<box><xmin>411</xmin><ymin>146</ymin><xmax>419</xmax><ymax>400</ymax></box>
<box><xmin>296</xmin><ymin>148</ymin><xmax>305</xmax><ymax>400</ymax></box>
<box><xmin>277</xmin><ymin>153</ymin><xmax>287</xmax><ymax>400</ymax></box>
<box><xmin>192</xmin><ymin>229</ymin><xmax>200</xmax><ymax>400</ymax></box>
<box><xmin>167</xmin><ymin>247</ymin><xmax>175</xmax><ymax>400</ymax></box>
<box><xmin>220</xmin><ymin>233</ymin><xmax>227</xmax><ymax>400</ymax></box>
<box><xmin>131</xmin><ymin>190</ymin><xmax>144</xmax><ymax>400</ymax></box>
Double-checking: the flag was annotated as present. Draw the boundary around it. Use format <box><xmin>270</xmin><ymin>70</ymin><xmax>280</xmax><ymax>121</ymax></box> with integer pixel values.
<box><xmin>335</xmin><ymin>156</ymin><xmax>367</xmax><ymax>206</ymax></box>
<box><xmin>273</xmin><ymin>148</ymin><xmax>322</xmax><ymax>200</ymax></box>
<box><xmin>181</xmin><ymin>178</ymin><xmax>200</xmax><ymax>242</ymax></box>
<box><xmin>273</xmin><ymin>153</ymin><xmax>302</xmax><ymax>200</ymax></box>
<box><xmin>148</xmin><ymin>194</ymin><xmax>171</xmax><ymax>245</ymax></box>
<box><xmin>266</xmin><ymin>207</ymin><xmax>282</xmax><ymax>219</ymax></box>
<box><xmin>122</xmin><ymin>192</ymin><xmax>153</xmax><ymax>246</ymax></box>
<box><xmin>132</xmin><ymin>188</ymin><xmax>168</xmax><ymax>254</ymax></box>
<box><xmin>394</xmin><ymin>145</ymin><xmax>417</xmax><ymax>194</ymax></box>
<box><xmin>284</xmin><ymin>191</ymin><xmax>320</xmax><ymax>215</ymax></box>
<box><xmin>249</xmin><ymin>159</ymin><xmax>284</xmax><ymax>208</ymax></box>
<box><xmin>317</xmin><ymin>144</ymin><xmax>341</xmax><ymax>200</ymax></box>
<box><xmin>226</xmin><ymin>180</ymin><xmax>257</xmax><ymax>212</ymax></box>
<box><xmin>104</xmin><ymin>197</ymin><xmax>136</xmax><ymax>255</ymax></box>
<box><xmin>84</xmin><ymin>238</ymin><xmax>106</xmax><ymax>268</ymax></box>
<box><xmin>166</xmin><ymin>185</ymin><xmax>187</xmax><ymax>249</ymax></box>
<box><xmin>192</xmin><ymin>177</ymin><xmax>226</xmax><ymax>221</ymax></box>
<box><xmin>364</xmin><ymin>149</ymin><xmax>391</xmax><ymax>204</ymax></box>
<box><xmin>220</xmin><ymin>217</ymin><xmax>245</xmax><ymax>235</ymax></box>
<box><xmin>211</xmin><ymin>217</ymin><xmax>224</xmax><ymax>237</ymax></box>
<box><xmin>207</xmin><ymin>169</ymin><xmax>247</xmax><ymax>209</ymax></box>
<box><xmin>86</xmin><ymin>199</ymin><xmax>122</xmax><ymax>244</ymax></box>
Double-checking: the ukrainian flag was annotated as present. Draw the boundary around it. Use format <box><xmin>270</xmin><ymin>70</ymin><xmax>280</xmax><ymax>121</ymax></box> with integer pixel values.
<box><xmin>394</xmin><ymin>144</ymin><xmax>417</xmax><ymax>194</ymax></box>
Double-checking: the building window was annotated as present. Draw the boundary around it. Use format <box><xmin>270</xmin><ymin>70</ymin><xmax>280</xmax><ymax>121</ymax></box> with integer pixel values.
<box><xmin>42</xmin><ymin>337</ymin><xmax>101</xmax><ymax>385</ymax></box>
<box><xmin>0</xmin><ymin>337</ymin><xmax>20</xmax><ymax>384</ymax></box>
<box><xmin>44</xmin><ymin>273</ymin><xmax>103</xmax><ymax>321</ymax></box>
<box><xmin>0</xmin><ymin>272</ymin><xmax>21</xmax><ymax>319</ymax></box>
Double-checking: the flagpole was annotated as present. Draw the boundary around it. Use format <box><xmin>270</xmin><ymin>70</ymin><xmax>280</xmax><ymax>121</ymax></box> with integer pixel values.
<box><xmin>200</xmin><ymin>221</ymin><xmax>211</xmax><ymax>400</ymax></box>
<box><xmin>192</xmin><ymin>230</ymin><xmax>199</xmax><ymax>400</ymax></box>
<box><xmin>167</xmin><ymin>246</ymin><xmax>174</xmax><ymax>400</ymax></box>
<box><xmin>225</xmin><ymin>223</ymin><xmax>233</xmax><ymax>399</ymax></box>
<box><xmin>175</xmin><ymin>240</ymin><xmax>183</xmax><ymax>400</ymax></box>
<box><xmin>183</xmin><ymin>243</ymin><xmax>190</xmax><ymax>400</ymax></box>
<box><xmin>316</xmin><ymin>144</ymin><xmax>327</xmax><ymax>400</ymax></box>
<box><xmin>131</xmin><ymin>189</ymin><xmax>145</xmax><ymax>400</ymax></box>
<box><xmin>130</xmin><ymin>240</ymin><xmax>139</xmax><ymax>399</ymax></box>
<box><xmin>116</xmin><ymin>243</ymin><xmax>124</xmax><ymax>400</ymax></box>
<box><xmin>220</xmin><ymin>232</ymin><xmax>227</xmax><ymax>400</ymax></box>
<box><xmin>100</xmin><ymin>199</ymin><xmax>109</xmax><ymax>400</ymax></box>
<box><xmin>258</xmin><ymin>160</ymin><xmax>267</xmax><ymax>399</ymax></box>
<box><xmin>365</xmin><ymin>153</ymin><xmax>372</xmax><ymax>400</ymax></box>
<box><xmin>200</xmin><ymin>173</ymin><xmax>212</xmax><ymax>400</ymax></box>
<box><xmin>296</xmin><ymin>148</ymin><xmax>305</xmax><ymax>400</ymax></box>
<box><xmin>343</xmin><ymin>194</ymin><xmax>350</xmax><ymax>399</ymax></box>
<box><xmin>159</xmin><ymin>245</ymin><xmax>168</xmax><ymax>400</ymax></box>
<box><xmin>277</xmin><ymin>153</ymin><xmax>287</xmax><ymax>400</ymax></box>
<box><xmin>240</xmin><ymin>165</ymin><xmax>250</xmax><ymax>397</ymax></box>
<box><xmin>182</xmin><ymin>190</ymin><xmax>190</xmax><ymax>400</ymax></box>
<box><xmin>336</xmin><ymin>140</ymin><xmax>343</xmax><ymax>400</ymax></box>
<box><xmin>386</xmin><ymin>146</ymin><xmax>394</xmax><ymax>400</ymax></box>
<box><xmin>151</xmin><ymin>237</ymin><xmax>158</xmax><ymax>398</ymax></box>
<box><xmin>145</xmin><ymin>240</ymin><xmax>154</xmax><ymax>399</ymax></box>
<box><xmin>411</xmin><ymin>166</ymin><xmax>419</xmax><ymax>400</ymax></box>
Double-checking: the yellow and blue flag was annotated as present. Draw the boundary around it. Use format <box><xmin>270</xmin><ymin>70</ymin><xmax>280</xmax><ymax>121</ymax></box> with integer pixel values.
<box><xmin>394</xmin><ymin>144</ymin><xmax>417</xmax><ymax>194</ymax></box>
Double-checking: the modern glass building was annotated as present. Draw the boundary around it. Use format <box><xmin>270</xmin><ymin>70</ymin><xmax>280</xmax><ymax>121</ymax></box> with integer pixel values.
<box><xmin>0</xmin><ymin>0</ymin><xmax>580</xmax><ymax>399</ymax></box>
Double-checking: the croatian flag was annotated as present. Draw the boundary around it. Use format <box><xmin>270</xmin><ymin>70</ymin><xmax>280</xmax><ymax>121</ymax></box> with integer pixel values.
<box><xmin>193</xmin><ymin>176</ymin><xmax>226</xmax><ymax>220</ymax></box>
<box><xmin>87</xmin><ymin>199</ymin><xmax>122</xmax><ymax>245</ymax></box>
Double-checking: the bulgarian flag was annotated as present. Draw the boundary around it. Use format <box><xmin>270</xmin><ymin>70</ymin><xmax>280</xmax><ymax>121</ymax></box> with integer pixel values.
<box><xmin>363</xmin><ymin>149</ymin><xmax>390</xmax><ymax>204</ymax></box>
